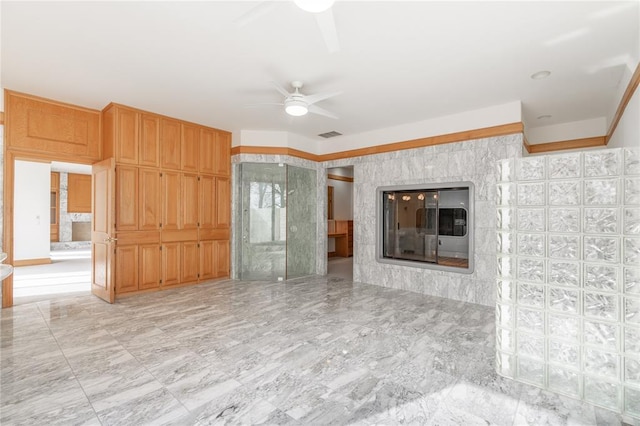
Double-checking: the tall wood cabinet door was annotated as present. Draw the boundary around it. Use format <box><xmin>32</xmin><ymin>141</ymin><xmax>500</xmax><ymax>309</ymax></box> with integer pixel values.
<box><xmin>214</xmin><ymin>131</ymin><xmax>231</xmax><ymax>176</ymax></box>
<box><xmin>199</xmin><ymin>128</ymin><xmax>216</xmax><ymax>175</ymax></box>
<box><xmin>182</xmin><ymin>242</ymin><xmax>199</xmax><ymax>283</ymax></box>
<box><xmin>116</xmin><ymin>165</ymin><xmax>138</xmax><ymax>231</ymax></box>
<box><xmin>116</xmin><ymin>107</ymin><xmax>139</xmax><ymax>165</ymax></box>
<box><xmin>215</xmin><ymin>240</ymin><xmax>230</xmax><ymax>278</ymax></box>
<box><xmin>216</xmin><ymin>177</ymin><xmax>230</xmax><ymax>228</ymax></box>
<box><xmin>181</xmin><ymin>124</ymin><xmax>199</xmax><ymax>172</ymax></box>
<box><xmin>138</xmin><ymin>168</ymin><xmax>161</xmax><ymax>231</ymax></box>
<box><xmin>162</xmin><ymin>242</ymin><xmax>181</xmax><ymax>286</ymax></box>
<box><xmin>161</xmin><ymin>118</ymin><xmax>181</xmax><ymax>170</ymax></box>
<box><xmin>139</xmin><ymin>244</ymin><xmax>161</xmax><ymax>290</ymax></box>
<box><xmin>115</xmin><ymin>245</ymin><xmax>138</xmax><ymax>293</ymax></box>
<box><xmin>199</xmin><ymin>240</ymin><xmax>215</xmax><ymax>281</ymax></box>
<box><xmin>162</xmin><ymin>171</ymin><xmax>181</xmax><ymax>230</ymax></box>
<box><xmin>182</xmin><ymin>173</ymin><xmax>199</xmax><ymax>229</ymax></box>
<box><xmin>140</xmin><ymin>114</ymin><xmax>160</xmax><ymax>167</ymax></box>
<box><xmin>199</xmin><ymin>175</ymin><xmax>216</xmax><ymax>230</ymax></box>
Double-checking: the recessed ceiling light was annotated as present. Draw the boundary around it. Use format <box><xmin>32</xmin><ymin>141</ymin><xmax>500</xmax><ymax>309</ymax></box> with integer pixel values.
<box><xmin>531</xmin><ymin>70</ymin><xmax>551</xmax><ymax>80</ymax></box>
<box><xmin>537</xmin><ymin>114</ymin><xmax>552</xmax><ymax>120</ymax></box>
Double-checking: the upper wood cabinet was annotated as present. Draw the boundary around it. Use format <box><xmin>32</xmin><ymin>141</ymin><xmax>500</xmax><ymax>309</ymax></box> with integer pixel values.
<box><xmin>161</xmin><ymin>118</ymin><xmax>181</xmax><ymax>170</ymax></box>
<box><xmin>140</xmin><ymin>114</ymin><xmax>160</xmax><ymax>167</ymax></box>
<box><xmin>138</xmin><ymin>168</ymin><xmax>161</xmax><ymax>231</ymax></box>
<box><xmin>214</xmin><ymin>131</ymin><xmax>231</xmax><ymax>176</ymax></box>
<box><xmin>68</xmin><ymin>173</ymin><xmax>92</xmax><ymax>213</ymax></box>
<box><xmin>199</xmin><ymin>175</ymin><xmax>216</xmax><ymax>230</ymax></box>
<box><xmin>162</xmin><ymin>171</ymin><xmax>181</xmax><ymax>230</ymax></box>
<box><xmin>199</xmin><ymin>128</ymin><xmax>216</xmax><ymax>175</ymax></box>
<box><xmin>181</xmin><ymin>124</ymin><xmax>199</xmax><ymax>172</ymax></box>
<box><xmin>181</xmin><ymin>173</ymin><xmax>199</xmax><ymax>229</ymax></box>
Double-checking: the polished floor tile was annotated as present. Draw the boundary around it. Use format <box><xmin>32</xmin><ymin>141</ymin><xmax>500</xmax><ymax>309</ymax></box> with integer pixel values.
<box><xmin>0</xmin><ymin>276</ymin><xmax>630</xmax><ymax>425</ymax></box>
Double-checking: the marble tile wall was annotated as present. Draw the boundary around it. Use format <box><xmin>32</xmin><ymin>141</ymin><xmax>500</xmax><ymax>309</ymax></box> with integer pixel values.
<box><xmin>496</xmin><ymin>148</ymin><xmax>640</xmax><ymax>422</ymax></box>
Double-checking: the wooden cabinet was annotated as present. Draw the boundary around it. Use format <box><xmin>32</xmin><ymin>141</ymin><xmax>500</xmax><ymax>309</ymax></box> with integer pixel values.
<box><xmin>162</xmin><ymin>171</ymin><xmax>181</xmax><ymax>230</ymax></box>
<box><xmin>216</xmin><ymin>240</ymin><xmax>230</xmax><ymax>278</ymax></box>
<box><xmin>139</xmin><ymin>244</ymin><xmax>161</xmax><ymax>290</ymax></box>
<box><xmin>200</xmin><ymin>239</ymin><xmax>230</xmax><ymax>280</ymax></box>
<box><xmin>199</xmin><ymin>175</ymin><xmax>216</xmax><ymax>230</ymax></box>
<box><xmin>214</xmin><ymin>131</ymin><xmax>231</xmax><ymax>176</ymax></box>
<box><xmin>115</xmin><ymin>245</ymin><xmax>138</xmax><ymax>293</ymax></box>
<box><xmin>181</xmin><ymin>124</ymin><xmax>199</xmax><ymax>172</ymax></box>
<box><xmin>182</xmin><ymin>174</ymin><xmax>199</xmax><ymax>229</ymax></box>
<box><xmin>182</xmin><ymin>242</ymin><xmax>199</xmax><ymax>283</ymax></box>
<box><xmin>116</xmin><ymin>165</ymin><xmax>138</xmax><ymax>231</ymax></box>
<box><xmin>162</xmin><ymin>242</ymin><xmax>181</xmax><ymax>286</ymax></box>
<box><xmin>199</xmin><ymin>128</ymin><xmax>216</xmax><ymax>175</ymax></box>
<box><xmin>161</xmin><ymin>118</ymin><xmax>181</xmax><ymax>170</ymax></box>
<box><xmin>216</xmin><ymin>177</ymin><xmax>230</xmax><ymax>228</ymax></box>
<box><xmin>68</xmin><ymin>173</ymin><xmax>92</xmax><ymax>213</ymax></box>
<box><xmin>50</xmin><ymin>172</ymin><xmax>60</xmax><ymax>243</ymax></box>
<box><xmin>138</xmin><ymin>168</ymin><xmax>161</xmax><ymax>231</ymax></box>
<box><xmin>140</xmin><ymin>114</ymin><xmax>160</xmax><ymax>167</ymax></box>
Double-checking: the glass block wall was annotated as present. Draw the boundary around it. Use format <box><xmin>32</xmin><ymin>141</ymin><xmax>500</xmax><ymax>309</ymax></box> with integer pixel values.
<box><xmin>496</xmin><ymin>148</ymin><xmax>640</xmax><ymax>420</ymax></box>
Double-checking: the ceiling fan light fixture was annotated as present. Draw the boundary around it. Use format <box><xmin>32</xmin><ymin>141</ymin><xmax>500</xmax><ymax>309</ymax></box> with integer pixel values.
<box><xmin>294</xmin><ymin>0</ymin><xmax>335</xmax><ymax>13</ymax></box>
<box><xmin>285</xmin><ymin>99</ymin><xmax>308</xmax><ymax>116</ymax></box>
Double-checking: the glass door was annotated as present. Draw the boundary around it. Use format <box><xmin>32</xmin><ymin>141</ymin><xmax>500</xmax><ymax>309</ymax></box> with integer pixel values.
<box><xmin>285</xmin><ymin>165</ymin><xmax>317</xmax><ymax>279</ymax></box>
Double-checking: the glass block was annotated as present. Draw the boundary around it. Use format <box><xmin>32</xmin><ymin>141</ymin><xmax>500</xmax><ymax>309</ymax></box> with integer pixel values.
<box><xmin>584</xmin><ymin>236</ymin><xmax>620</xmax><ymax>263</ymax></box>
<box><xmin>624</xmin><ymin>237</ymin><xmax>640</xmax><ymax>266</ymax></box>
<box><xmin>549</xmin><ymin>313</ymin><xmax>579</xmax><ymax>341</ymax></box>
<box><xmin>624</xmin><ymin>326</ymin><xmax>640</xmax><ymax>354</ymax></box>
<box><xmin>624</xmin><ymin>148</ymin><xmax>640</xmax><ymax>175</ymax></box>
<box><xmin>496</xmin><ymin>303</ymin><xmax>513</xmax><ymax>327</ymax></box>
<box><xmin>517</xmin><ymin>208</ymin><xmax>545</xmax><ymax>232</ymax></box>
<box><xmin>549</xmin><ymin>287</ymin><xmax>579</xmax><ymax>314</ymax></box>
<box><xmin>624</xmin><ymin>177</ymin><xmax>640</xmax><ymax>205</ymax></box>
<box><xmin>518</xmin><ymin>182</ymin><xmax>546</xmax><ymax>206</ymax></box>
<box><xmin>497</xmin><ymin>328</ymin><xmax>514</xmax><ymax>352</ymax></box>
<box><xmin>625</xmin><ymin>358</ymin><xmax>640</xmax><ymax>385</ymax></box>
<box><xmin>497</xmin><ymin>208</ymin><xmax>515</xmax><ymax>230</ymax></box>
<box><xmin>584</xmin><ymin>150</ymin><xmax>620</xmax><ymax>177</ymax></box>
<box><xmin>518</xmin><ymin>233</ymin><xmax>545</xmax><ymax>257</ymax></box>
<box><xmin>517</xmin><ymin>356</ymin><xmax>545</xmax><ymax>386</ymax></box>
<box><xmin>549</xmin><ymin>366</ymin><xmax>580</xmax><ymax>397</ymax></box>
<box><xmin>584</xmin><ymin>319</ymin><xmax>619</xmax><ymax>350</ymax></box>
<box><xmin>584</xmin><ymin>376</ymin><xmax>620</xmax><ymax>410</ymax></box>
<box><xmin>549</xmin><ymin>339</ymin><xmax>580</xmax><ymax>367</ymax></box>
<box><xmin>549</xmin><ymin>181</ymin><xmax>581</xmax><ymax>206</ymax></box>
<box><xmin>518</xmin><ymin>282</ymin><xmax>545</xmax><ymax>308</ymax></box>
<box><xmin>517</xmin><ymin>332</ymin><xmax>545</xmax><ymax>359</ymax></box>
<box><xmin>497</xmin><ymin>183</ymin><xmax>517</xmax><ymax>205</ymax></box>
<box><xmin>497</xmin><ymin>256</ymin><xmax>516</xmax><ymax>278</ymax></box>
<box><xmin>625</xmin><ymin>298</ymin><xmax>640</xmax><ymax>324</ymax></box>
<box><xmin>624</xmin><ymin>386</ymin><xmax>640</xmax><ymax>417</ymax></box>
<box><xmin>585</xmin><ymin>264</ymin><xmax>618</xmax><ymax>292</ymax></box>
<box><xmin>497</xmin><ymin>158</ymin><xmax>515</xmax><ymax>182</ymax></box>
<box><xmin>549</xmin><ymin>235</ymin><xmax>580</xmax><ymax>260</ymax></box>
<box><xmin>497</xmin><ymin>279</ymin><xmax>514</xmax><ymax>302</ymax></box>
<box><xmin>517</xmin><ymin>307</ymin><xmax>544</xmax><ymax>334</ymax></box>
<box><xmin>497</xmin><ymin>232</ymin><xmax>514</xmax><ymax>254</ymax></box>
<box><xmin>585</xmin><ymin>178</ymin><xmax>619</xmax><ymax>205</ymax></box>
<box><xmin>584</xmin><ymin>208</ymin><xmax>619</xmax><ymax>234</ymax></box>
<box><xmin>549</xmin><ymin>261</ymin><xmax>580</xmax><ymax>287</ymax></box>
<box><xmin>584</xmin><ymin>348</ymin><xmax>619</xmax><ymax>377</ymax></box>
<box><xmin>517</xmin><ymin>258</ymin><xmax>545</xmax><ymax>283</ymax></box>
<box><xmin>549</xmin><ymin>208</ymin><xmax>580</xmax><ymax>233</ymax></box>
<box><xmin>517</xmin><ymin>157</ymin><xmax>546</xmax><ymax>181</ymax></box>
<box><xmin>548</xmin><ymin>153</ymin><xmax>581</xmax><ymax>179</ymax></box>
<box><xmin>624</xmin><ymin>208</ymin><xmax>640</xmax><ymax>235</ymax></box>
<box><xmin>584</xmin><ymin>292</ymin><xmax>619</xmax><ymax>321</ymax></box>
<box><xmin>624</xmin><ymin>267</ymin><xmax>640</xmax><ymax>296</ymax></box>
<box><xmin>496</xmin><ymin>352</ymin><xmax>515</xmax><ymax>378</ymax></box>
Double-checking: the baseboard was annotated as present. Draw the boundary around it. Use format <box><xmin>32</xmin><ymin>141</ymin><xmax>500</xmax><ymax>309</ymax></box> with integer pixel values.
<box><xmin>13</xmin><ymin>257</ymin><xmax>52</xmax><ymax>267</ymax></box>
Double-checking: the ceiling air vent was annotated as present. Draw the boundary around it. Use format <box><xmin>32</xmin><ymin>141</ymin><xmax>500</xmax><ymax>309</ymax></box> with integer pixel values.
<box><xmin>318</xmin><ymin>131</ymin><xmax>342</xmax><ymax>139</ymax></box>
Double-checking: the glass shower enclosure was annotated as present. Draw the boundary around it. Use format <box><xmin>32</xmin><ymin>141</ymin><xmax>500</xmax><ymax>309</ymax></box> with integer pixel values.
<box><xmin>238</xmin><ymin>163</ymin><xmax>317</xmax><ymax>280</ymax></box>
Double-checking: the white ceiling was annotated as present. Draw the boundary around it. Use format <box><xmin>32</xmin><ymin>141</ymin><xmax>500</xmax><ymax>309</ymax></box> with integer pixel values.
<box><xmin>2</xmin><ymin>1</ymin><xmax>638</xmax><ymax>145</ymax></box>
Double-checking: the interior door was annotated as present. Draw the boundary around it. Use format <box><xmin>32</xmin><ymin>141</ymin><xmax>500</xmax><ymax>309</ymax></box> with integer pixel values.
<box><xmin>91</xmin><ymin>158</ymin><xmax>116</xmax><ymax>303</ymax></box>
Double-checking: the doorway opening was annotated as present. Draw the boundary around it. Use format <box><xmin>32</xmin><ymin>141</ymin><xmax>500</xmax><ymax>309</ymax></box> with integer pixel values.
<box><xmin>12</xmin><ymin>160</ymin><xmax>92</xmax><ymax>305</ymax></box>
<box><xmin>327</xmin><ymin>166</ymin><xmax>354</xmax><ymax>281</ymax></box>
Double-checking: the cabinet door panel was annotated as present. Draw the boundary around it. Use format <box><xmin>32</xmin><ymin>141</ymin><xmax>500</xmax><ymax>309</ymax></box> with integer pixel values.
<box><xmin>182</xmin><ymin>173</ymin><xmax>199</xmax><ymax>229</ymax></box>
<box><xmin>139</xmin><ymin>244</ymin><xmax>161</xmax><ymax>290</ymax></box>
<box><xmin>199</xmin><ymin>175</ymin><xmax>216</xmax><ymax>230</ymax></box>
<box><xmin>140</xmin><ymin>114</ymin><xmax>160</xmax><ymax>167</ymax></box>
<box><xmin>216</xmin><ymin>177</ymin><xmax>230</xmax><ymax>228</ymax></box>
<box><xmin>214</xmin><ymin>131</ymin><xmax>231</xmax><ymax>176</ymax></box>
<box><xmin>181</xmin><ymin>124</ymin><xmax>199</xmax><ymax>172</ymax></box>
<box><xmin>199</xmin><ymin>240</ymin><xmax>215</xmax><ymax>281</ymax></box>
<box><xmin>199</xmin><ymin>128</ymin><xmax>216</xmax><ymax>174</ymax></box>
<box><xmin>182</xmin><ymin>242</ymin><xmax>199</xmax><ymax>283</ymax></box>
<box><xmin>216</xmin><ymin>240</ymin><xmax>230</xmax><ymax>278</ymax></box>
<box><xmin>116</xmin><ymin>107</ymin><xmax>139</xmax><ymax>164</ymax></box>
<box><xmin>116</xmin><ymin>165</ymin><xmax>138</xmax><ymax>231</ymax></box>
<box><xmin>161</xmin><ymin>118</ymin><xmax>181</xmax><ymax>170</ymax></box>
<box><xmin>162</xmin><ymin>171</ymin><xmax>181</xmax><ymax>230</ymax></box>
<box><xmin>115</xmin><ymin>245</ymin><xmax>138</xmax><ymax>293</ymax></box>
<box><xmin>162</xmin><ymin>242</ymin><xmax>181</xmax><ymax>286</ymax></box>
<box><xmin>139</xmin><ymin>168</ymin><xmax>161</xmax><ymax>231</ymax></box>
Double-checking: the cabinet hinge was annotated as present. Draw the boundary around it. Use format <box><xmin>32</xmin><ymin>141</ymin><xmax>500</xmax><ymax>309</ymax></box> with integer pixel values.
<box><xmin>197</xmin><ymin>222</ymin><xmax>200</xmax><ymax>227</ymax></box>
<box><xmin>159</xmin><ymin>223</ymin><xmax>162</xmax><ymax>228</ymax></box>
<box><xmin>160</xmin><ymin>279</ymin><xmax>163</xmax><ymax>284</ymax></box>
<box><xmin>160</xmin><ymin>172</ymin><xmax>163</xmax><ymax>177</ymax></box>
<box><xmin>198</xmin><ymin>243</ymin><xmax>200</xmax><ymax>248</ymax></box>
<box><xmin>198</xmin><ymin>176</ymin><xmax>201</xmax><ymax>181</ymax></box>
<box><xmin>159</xmin><ymin>246</ymin><xmax>162</xmax><ymax>251</ymax></box>
<box><xmin>197</xmin><ymin>273</ymin><xmax>200</xmax><ymax>278</ymax></box>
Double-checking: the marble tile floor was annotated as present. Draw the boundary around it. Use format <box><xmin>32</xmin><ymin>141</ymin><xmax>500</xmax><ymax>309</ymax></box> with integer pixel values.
<box><xmin>0</xmin><ymin>276</ymin><xmax>631</xmax><ymax>425</ymax></box>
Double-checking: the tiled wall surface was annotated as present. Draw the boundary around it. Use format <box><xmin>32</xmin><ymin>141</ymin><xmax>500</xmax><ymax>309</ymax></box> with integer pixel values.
<box><xmin>496</xmin><ymin>148</ymin><xmax>640</xmax><ymax>420</ymax></box>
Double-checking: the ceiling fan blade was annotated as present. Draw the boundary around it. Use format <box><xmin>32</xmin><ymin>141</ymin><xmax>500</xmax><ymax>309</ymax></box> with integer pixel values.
<box><xmin>308</xmin><ymin>104</ymin><xmax>338</xmax><ymax>119</ymax></box>
<box><xmin>304</xmin><ymin>90</ymin><xmax>342</xmax><ymax>105</ymax></box>
<box><xmin>234</xmin><ymin>1</ymin><xmax>279</xmax><ymax>28</ymax></box>
<box><xmin>315</xmin><ymin>8</ymin><xmax>340</xmax><ymax>53</ymax></box>
<box><xmin>271</xmin><ymin>81</ymin><xmax>291</xmax><ymax>98</ymax></box>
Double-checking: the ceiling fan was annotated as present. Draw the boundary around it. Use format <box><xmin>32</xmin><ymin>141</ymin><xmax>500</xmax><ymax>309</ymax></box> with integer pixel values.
<box><xmin>235</xmin><ymin>0</ymin><xmax>340</xmax><ymax>53</ymax></box>
<box><xmin>249</xmin><ymin>81</ymin><xmax>341</xmax><ymax>119</ymax></box>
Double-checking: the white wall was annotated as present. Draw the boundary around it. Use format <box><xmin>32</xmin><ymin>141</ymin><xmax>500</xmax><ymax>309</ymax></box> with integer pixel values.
<box><xmin>526</xmin><ymin>117</ymin><xmax>607</xmax><ymax>144</ymax></box>
<box><xmin>14</xmin><ymin>160</ymin><xmax>51</xmax><ymax>261</ymax></box>
<box><xmin>608</xmin><ymin>86</ymin><xmax>640</xmax><ymax>148</ymax></box>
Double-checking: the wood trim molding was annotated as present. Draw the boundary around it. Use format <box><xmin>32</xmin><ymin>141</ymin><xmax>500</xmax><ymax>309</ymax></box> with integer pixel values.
<box><xmin>230</xmin><ymin>146</ymin><xmax>321</xmax><ymax>162</ymax></box>
<box><xmin>13</xmin><ymin>258</ymin><xmax>52</xmax><ymax>267</ymax></box>
<box><xmin>328</xmin><ymin>173</ymin><xmax>354</xmax><ymax>183</ymax></box>
<box><xmin>606</xmin><ymin>62</ymin><xmax>640</xmax><ymax>144</ymax></box>
<box><xmin>526</xmin><ymin>136</ymin><xmax>607</xmax><ymax>154</ymax></box>
<box><xmin>0</xmin><ymin>111</ymin><xmax>4</xmax><ymax>125</ymax></box>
